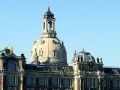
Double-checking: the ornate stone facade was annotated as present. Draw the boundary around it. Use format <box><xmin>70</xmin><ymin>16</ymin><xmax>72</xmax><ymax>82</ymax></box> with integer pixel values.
<box><xmin>0</xmin><ymin>8</ymin><xmax>120</xmax><ymax>90</ymax></box>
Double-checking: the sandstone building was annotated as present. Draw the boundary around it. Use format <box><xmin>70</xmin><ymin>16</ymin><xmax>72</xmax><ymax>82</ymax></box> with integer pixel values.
<box><xmin>0</xmin><ymin>8</ymin><xmax>120</xmax><ymax>90</ymax></box>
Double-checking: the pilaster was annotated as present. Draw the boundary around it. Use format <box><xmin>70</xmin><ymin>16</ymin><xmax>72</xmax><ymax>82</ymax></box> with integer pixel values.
<box><xmin>0</xmin><ymin>75</ymin><xmax>4</xmax><ymax>90</ymax></box>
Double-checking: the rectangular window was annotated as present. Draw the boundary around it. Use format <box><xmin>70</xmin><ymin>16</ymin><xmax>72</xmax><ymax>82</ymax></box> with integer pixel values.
<box><xmin>106</xmin><ymin>79</ymin><xmax>110</xmax><ymax>87</ymax></box>
<box><xmin>103</xmin><ymin>80</ymin><xmax>107</xmax><ymax>87</ymax></box>
<box><xmin>86</xmin><ymin>78</ymin><xmax>92</xmax><ymax>87</ymax></box>
<box><xmin>39</xmin><ymin>77</ymin><xmax>47</xmax><ymax>86</ymax></box>
<box><xmin>86</xmin><ymin>78</ymin><xmax>96</xmax><ymax>88</ymax></box>
<box><xmin>7</xmin><ymin>76</ymin><xmax>18</xmax><ymax>86</ymax></box>
<box><xmin>52</xmin><ymin>77</ymin><xmax>59</xmax><ymax>87</ymax></box>
<box><xmin>26</xmin><ymin>76</ymin><xmax>33</xmax><ymax>86</ymax></box>
<box><xmin>62</xmin><ymin>77</ymin><xmax>72</xmax><ymax>87</ymax></box>
<box><xmin>113</xmin><ymin>79</ymin><xmax>120</xmax><ymax>88</ymax></box>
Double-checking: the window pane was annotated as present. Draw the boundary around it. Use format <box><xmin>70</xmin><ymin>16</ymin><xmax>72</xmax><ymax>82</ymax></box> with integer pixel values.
<box><xmin>64</xmin><ymin>78</ymin><xmax>71</xmax><ymax>87</ymax></box>
<box><xmin>52</xmin><ymin>77</ymin><xmax>58</xmax><ymax>87</ymax></box>
<box><xmin>39</xmin><ymin>77</ymin><xmax>47</xmax><ymax>86</ymax></box>
<box><xmin>26</xmin><ymin>76</ymin><xmax>33</xmax><ymax>86</ymax></box>
<box><xmin>7</xmin><ymin>76</ymin><xmax>16</xmax><ymax>86</ymax></box>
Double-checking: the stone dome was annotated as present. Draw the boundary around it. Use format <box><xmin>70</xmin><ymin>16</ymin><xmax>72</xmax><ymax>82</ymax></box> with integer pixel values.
<box><xmin>72</xmin><ymin>50</ymin><xmax>96</xmax><ymax>63</ymax></box>
<box><xmin>31</xmin><ymin>8</ymin><xmax>67</xmax><ymax>65</ymax></box>
<box><xmin>31</xmin><ymin>37</ymin><xmax>67</xmax><ymax>65</ymax></box>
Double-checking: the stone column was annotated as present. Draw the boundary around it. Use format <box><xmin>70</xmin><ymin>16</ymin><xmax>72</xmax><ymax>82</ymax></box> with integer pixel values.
<box><xmin>20</xmin><ymin>74</ymin><xmax>24</xmax><ymax>90</ymax></box>
<box><xmin>74</xmin><ymin>76</ymin><xmax>80</xmax><ymax>90</ymax></box>
<box><xmin>0</xmin><ymin>75</ymin><xmax>4</xmax><ymax>90</ymax></box>
<box><xmin>98</xmin><ymin>78</ymin><xmax>101</xmax><ymax>90</ymax></box>
<box><xmin>79</xmin><ymin>78</ymin><xmax>81</xmax><ymax>90</ymax></box>
<box><xmin>98</xmin><ymin>78</ymin><xmax>103</xmax><ymax>90</ymax></box>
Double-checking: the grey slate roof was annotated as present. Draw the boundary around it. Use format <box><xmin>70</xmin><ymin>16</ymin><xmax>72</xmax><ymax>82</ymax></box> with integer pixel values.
<box><xmin>103</xmin><ymin>67</ymin><xmax>120</xmax><ymax>74</ymax></box>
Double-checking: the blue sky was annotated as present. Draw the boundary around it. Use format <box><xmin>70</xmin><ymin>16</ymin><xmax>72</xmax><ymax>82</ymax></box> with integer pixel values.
<box><xmin>0</xmin><ymin>0</ymin><xmax>120</xmax><ymax>67</ymax></box>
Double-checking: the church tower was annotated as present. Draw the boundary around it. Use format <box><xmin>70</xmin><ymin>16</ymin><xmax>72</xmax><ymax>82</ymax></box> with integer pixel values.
<box><xmin>31</xmin><ymin>8</ymin><xmax>67</xmax><ymax>65</ymax></box>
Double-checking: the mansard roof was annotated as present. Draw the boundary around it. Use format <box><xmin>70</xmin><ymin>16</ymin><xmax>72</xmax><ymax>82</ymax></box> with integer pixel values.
<box><xmin>103</xmin><ymin>67</ymin><xmax>120</xmax><ymax>74</ymax></box>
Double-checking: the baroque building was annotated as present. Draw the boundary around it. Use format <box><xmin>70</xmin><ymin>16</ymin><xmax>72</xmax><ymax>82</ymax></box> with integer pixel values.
<box><xmin>0</xmin><ymin>8</ymin><xmax>120</xmax><ymax>90</ymax></box>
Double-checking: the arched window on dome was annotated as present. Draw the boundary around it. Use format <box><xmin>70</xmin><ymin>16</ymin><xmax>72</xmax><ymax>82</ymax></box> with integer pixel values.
<box><xmin>39</xmin><ymin>50</ymin><xmax>43</xmax><ymax>57</ymax></box>
<box><xmin>41</xmin><ymin>40</ymin><xmax>45</xmax><ymax>44</ymax></box>
<box><xmin>53</xmin><ymin>49</ymin><xmax>59</xmax><ymax>57</ymax></box>
<box><xmin>43</xmin><ymin>22</ymin><xmax>45</xmax><ymax>29</ymax></box>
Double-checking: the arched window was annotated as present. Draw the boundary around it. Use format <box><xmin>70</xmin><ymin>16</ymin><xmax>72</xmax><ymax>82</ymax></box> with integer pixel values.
<box><xmin>43</xmin><ymin>22</ymin><xmax>45</xmax><ymax>29</ymax></box>
<box><xmin>53</xmin><ymin>49</ymin><xmax>59</xmax><ymax>57</ymax></box>
<box><xmin>48</xmin><ymin>21</ymin><xmax>52</xmax><ymax>30</ymax></box>
<box><xmin>7</xmin><ymin>60</ymin><xmax>16</xmax><ymax>71</ymax></box>
<box><xmin>39</xmin><ymin>50</ymin><xmax>43</xmax><ymax>57</ymax></box>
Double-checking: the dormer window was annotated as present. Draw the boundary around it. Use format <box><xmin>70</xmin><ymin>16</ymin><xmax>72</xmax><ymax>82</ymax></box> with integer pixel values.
<box><xmin>81</xmin><ymin>57</ymin><xmax>83</xmax><ymax>62</ymax></box>
<box><xmin>77</xmin><ymin>57</ymin><xmax>80</xmax><ymax>62</ymax></box>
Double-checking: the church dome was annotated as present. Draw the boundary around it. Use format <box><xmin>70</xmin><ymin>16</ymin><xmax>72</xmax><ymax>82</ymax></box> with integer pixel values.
<box><xmin>31</xmin><ymin>37</ymin><xmax>67</xmax><ymax>65</ymax></box>
<box><xmin>72</xmin><ymin>50</ymin><xmax>96</xmax><ymax>63</ymax></box>
<box><xmin>31</xmin><ymin>8</ymin><xmax>67</xmax><ymax>65</ymax></box>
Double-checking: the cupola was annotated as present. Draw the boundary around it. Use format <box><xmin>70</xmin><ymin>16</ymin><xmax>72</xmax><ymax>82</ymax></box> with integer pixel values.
<box><xmin>31</xmin><ymin>8</ymin><xmax>67</xmax><ymax>66</ymax></box>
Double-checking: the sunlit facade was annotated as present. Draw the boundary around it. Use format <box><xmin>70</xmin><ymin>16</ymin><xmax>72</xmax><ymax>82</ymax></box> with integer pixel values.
<box><xmin>0</xmin><ymin>8</ymin><xmax>120</xmax><ymax>90</ymax></box>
